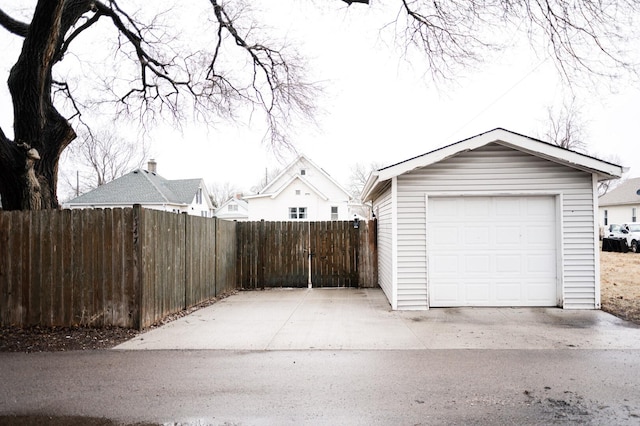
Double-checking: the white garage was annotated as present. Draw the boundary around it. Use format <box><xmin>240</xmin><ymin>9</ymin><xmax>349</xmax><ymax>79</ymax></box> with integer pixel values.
<box><xmin>361</xmin><ymin>128</ymin><xmax>624</xmax><ymax>310</ymax></box>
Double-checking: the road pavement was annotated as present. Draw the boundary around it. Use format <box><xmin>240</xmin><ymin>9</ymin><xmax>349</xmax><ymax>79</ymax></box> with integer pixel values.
<box><xmin>2</xmin><ymin>288</ymin><xmax>640</xmax><ymax>425</ymax></box>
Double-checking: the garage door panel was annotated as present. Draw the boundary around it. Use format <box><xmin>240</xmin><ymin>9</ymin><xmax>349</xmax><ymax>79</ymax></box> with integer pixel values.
<box><xmin>466</xmin><ymin>226</ymin><xmax>490</xmax><ymax>245</ymax></box>
<box><xmin>495</xmin><ymin>255</ymin><xmax>521</xmax><ymax>273</ymax></box>
<box><xmin>431</xmin><ymin>226</ymin><xmax>459</xmax><ymax>245</ymax></box>
<box><xmin>430</xmin><ymin>254</ymin><xmax>459</xmax><ymax>273</ymax></box>
<box><xmin>463</xmin><ymin>255</ymin><xmax>491</xmax><ymax>273</ymax></box>
<box><xmin>428</xmin><ymin>196</ymin><xmax>557</xmax><ymax>307</ymax></box>
<box><xmin>464</xmin><ymin>198</ymin><xmax>491</xmax><ymax>217</ymax></box>
<box><xmin>465</xmin><ymin>284</ymin><xmax>491</xmax><ymax>304</ymax></box>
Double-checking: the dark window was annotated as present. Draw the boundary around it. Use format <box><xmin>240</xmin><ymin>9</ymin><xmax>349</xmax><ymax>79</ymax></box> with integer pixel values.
<box><xmin>331</xmin><ymin>206</ymin><xmax>338</xmax><ymax>220</ymax></box>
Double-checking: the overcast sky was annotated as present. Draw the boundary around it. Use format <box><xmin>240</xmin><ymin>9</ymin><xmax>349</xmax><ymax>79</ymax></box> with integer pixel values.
<box><xmin>1</xmin><ymin>1</ymin><xmax>639</xmax><ymax>197</ymax></box>
<box><xmin>146</xmin><ymin>1</ymin><xmax>640</xmax><ymax>193</ymax></box>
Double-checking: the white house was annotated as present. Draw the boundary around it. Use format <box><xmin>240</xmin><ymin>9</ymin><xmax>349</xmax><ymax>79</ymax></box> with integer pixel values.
<box><xmin>214</xmin><ymin>195</ymin><xmax>249</xmax><ymax>221</ymax></box>
<box><xmin>361</xmin><ymin>128</ymin><xmax>623</xmax><ymax>311</ymax></box>
<box><xmin>598</xmin><ymin>177</ymin><xmax>640</xmax><ymax>228</ymax></box>
<box><xmin>245</xmin><ymin>154</ymin><xmax>353</xmax><ymax>221</ymax></box>
<box><xmin>65</xmin><ymin>161</ymin><xmax>215</xmax><ymax>217</ymax></box>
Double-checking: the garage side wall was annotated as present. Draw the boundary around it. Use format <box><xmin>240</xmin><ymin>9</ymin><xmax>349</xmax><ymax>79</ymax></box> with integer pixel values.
<box><xmin>372</xmin><ymin>182</ymin><xmax>395</xmax><ymax>308</ymax></box>
<box><xmin>395</xmin><ymin>143</ymin><xmax>597</xmax><ymax>310</ymax></box>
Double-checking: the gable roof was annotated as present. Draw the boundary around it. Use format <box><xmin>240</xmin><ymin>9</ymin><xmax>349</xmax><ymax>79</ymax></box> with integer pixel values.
<box><xmin>263</xmin><ymin>154</ymin><xmax>351</xmax><ymax>197</ymax></box>
<box><xmin>599</xmin><ymin>177</ymin><xmax>640</xmax><ymax>207</ymax></box>
<box><xmin>216</xmin><ymin>196</ymin><xmax>249</xmax><ymax>211</ymax></box>
<box><xmin>362</xmin><ymin>128</ymin><xmax>625</xmax><ymax>201</ymax></box>
<box><xmin>245</xmin><ymin>154</ymin><xmax>352</xmax><ymax>200</ymax></box>
<box><xmin>66</xmin><ymin>168</ymin><xmax>204</xmax><ymax>206</ymax></box>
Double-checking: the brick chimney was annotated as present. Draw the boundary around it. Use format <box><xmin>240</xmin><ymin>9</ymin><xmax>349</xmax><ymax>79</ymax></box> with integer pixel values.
<box><xmin>147</xmin><ymin>159</ymin><xmax>157</xmax><ymax>173</ymax></box>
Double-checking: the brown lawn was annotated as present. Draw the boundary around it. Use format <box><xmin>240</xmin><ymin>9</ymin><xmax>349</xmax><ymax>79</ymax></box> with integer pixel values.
<box><xmin>600</xmin><ymin>250</ymin><xmax>640</xmax><ymax>324</ymax></box>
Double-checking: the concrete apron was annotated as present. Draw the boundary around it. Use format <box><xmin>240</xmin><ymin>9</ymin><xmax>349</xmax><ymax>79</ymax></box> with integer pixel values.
<box><xmin>115</xmin><ymin>288</ymin><xmax>640</xmax><ymax>351</ymax></box>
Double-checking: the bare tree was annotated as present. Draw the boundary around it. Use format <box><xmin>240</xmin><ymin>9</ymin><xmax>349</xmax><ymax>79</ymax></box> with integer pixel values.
<box><xmin>540</xmin><ymin>97</ymin><xmax>624</xmax><ymax>196</ymax></box>
<box><xmin>0</xmin><ymin>0</ymin><xmax>638</xmax><ymax>210</ymax></box>
<box><xmin>347</xmin><ymin>161</ymin><xmax>383</xmax><ymax>218</ymax></box>
<box><xmin>0</xmin><ymin>1</ymin><xmax>316</xmax><ymax>210</ymax></box>
<box><xmin>542</xmin><ymin>97</ymin><xmax>588</xmax><ymax>153</ymax></box>
<box><xmin>251</xmin><ymin>167</ymin><xmax>282</xmax><ymax>194</ymax></box>
<box><xmin>208</xmin><ymin>181</ymin><xmax>240</xmax><ymax>208</ymax></box>
<box><xmin>348</xmin><ymin>161</ymin><xmax>383</xmax><ymax>199</ymax></box>
<box><xmin>58</xmin><ymin>129</ymin><xmax>149</xmax><ymax>200</ymax></box>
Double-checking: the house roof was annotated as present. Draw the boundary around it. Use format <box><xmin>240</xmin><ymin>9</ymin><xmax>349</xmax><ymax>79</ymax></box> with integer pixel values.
<box><xmin>244</xmin><ymin>154</ymin><xmax>352</xmax><ymax>200</ymax></box>
<box><xmin>216</xmin><ymin>196</ymin><xmax>248</xmax><ymax>211</ymax></box>
<box><xmin>263</xmin><ymin>154</ymin><xmax>351</xmax><ymax>197</ymax></box>
<box><xmin>599</xmin><ymin>177</ymin><xmax>640</xmax><ymax>207</ymax></box>
<box><xmin>362</xmin><ymin>128</ymin><xmax>625</xmax><ymax>202</ymax></box>
<box><xmin>66</xmin><ymin>168</ymin><xmax>203</xmax><ymax>206</ymax></box>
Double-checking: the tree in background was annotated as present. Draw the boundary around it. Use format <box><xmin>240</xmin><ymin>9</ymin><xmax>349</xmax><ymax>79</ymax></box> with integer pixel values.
<box><xmin>208</xmin><ymin>181</ymin><xmax>241</xmax><ymax>209</ymax></box>
<box><xmin>542</xmin><ymin>97</ymin><xmax>588</xmax><ymax>153</ymax></box>
<box><xmin>0</xmin><ymin>0</ymin><xmax>638</xmax><ymax>210</ymax></box>
<box><xmin>347</xmin><ymin>161</ymin><xmax>383</xmax><ymax>218</ymax></box>
<box><xmin>58</xmin><ymin>129</ymin><xmax>149</xmax><ymax>201</ymax></box>
<box><xmin>250</xmin><ymin>167</ymin><xmax>283</xmax><ymax>195</ymax></box>
<box><xmin>541</xmin><ymin>97</ymin><xmax>622</xmax><ymax>195</ymax></box>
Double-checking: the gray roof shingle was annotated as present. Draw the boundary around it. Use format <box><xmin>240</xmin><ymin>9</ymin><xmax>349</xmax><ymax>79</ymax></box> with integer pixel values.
<box><xmin>67</xmin><ymin>169</ymin><xmax>202</xmax><ymax>206</ymax></box>
<box><xmin>599</xmin><ymin>177</ymin><xmax>640</xmax><ymax>206</ymax></box>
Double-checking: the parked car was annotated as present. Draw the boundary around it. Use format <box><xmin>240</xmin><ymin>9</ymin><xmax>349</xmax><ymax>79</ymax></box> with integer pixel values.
<box><xmin>617</xmin><ymin>223</ymin><xmax>640</xmax><ymax>253</ymax></box>
<box><xmin>605</xmin><ymin>224</ymin><xmax>622</xmax><ymax>238</ymax></box>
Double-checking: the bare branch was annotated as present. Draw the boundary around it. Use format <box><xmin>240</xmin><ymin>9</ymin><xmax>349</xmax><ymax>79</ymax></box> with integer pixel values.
<box><xmin>0</xmin><ymin>7</ymin><xmax>29</xmax><ymax>36</ymax></box>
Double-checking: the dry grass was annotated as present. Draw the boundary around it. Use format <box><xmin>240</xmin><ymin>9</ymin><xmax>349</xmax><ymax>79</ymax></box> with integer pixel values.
<box><xmin>600</xmin><ymin>250</ymin><xmax>640</xmax><ymax>324</ymax></box>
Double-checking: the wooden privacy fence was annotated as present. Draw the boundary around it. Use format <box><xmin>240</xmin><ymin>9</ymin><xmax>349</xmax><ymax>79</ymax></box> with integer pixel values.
<box><xmin>236</xmin><ymin>220</ymin><xmax>377</xmax><ymax>289</ymax></box>
<box><xmin>0</xmin><ymin>206</ymin><xmax>236</xmax><ymax>329</ymax></box>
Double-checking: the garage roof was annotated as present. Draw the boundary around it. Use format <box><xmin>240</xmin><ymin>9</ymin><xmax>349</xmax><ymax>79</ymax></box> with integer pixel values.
<box><xmin>362</xmin><ymin>128</ymin><xmax>625</xmax><ymax>202</ymax></box>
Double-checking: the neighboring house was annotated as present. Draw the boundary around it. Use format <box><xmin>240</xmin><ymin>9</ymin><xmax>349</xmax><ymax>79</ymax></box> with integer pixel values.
<box><xmin>245</xmin><ymin>154</ymin><xmax>352</xmax><ymax>221</ymax></box>
<box><xmin>65</xmin><ymin>161</ymin><xmax>215</xmax><ymax>217</ymax></box>
<box><xmin>214</xmin><ymin>195</ymin><xmax>249</xmax><ymax>221</ymax></box>
<box><xmin>361</xmin><ymin>128</ymin><xmax>623</xmax><ymax>311</ymax></box>
<box><xmin>598</xmin><ymin>177</ymin><xmax>640</xmax><ymax>228</ymax></box>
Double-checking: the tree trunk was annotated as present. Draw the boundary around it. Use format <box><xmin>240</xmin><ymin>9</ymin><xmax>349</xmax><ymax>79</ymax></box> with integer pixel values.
<box><xmin>0</xmin><ymin>0</ymin><xmax>76</xmax><ymax>210</ymax></box>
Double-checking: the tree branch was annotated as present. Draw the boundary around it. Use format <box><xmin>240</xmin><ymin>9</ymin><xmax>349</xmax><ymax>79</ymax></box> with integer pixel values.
<box><xmin>0</xmin><ymin>7</ymin><xmax>29</xmax><ymax>36</ymax></box>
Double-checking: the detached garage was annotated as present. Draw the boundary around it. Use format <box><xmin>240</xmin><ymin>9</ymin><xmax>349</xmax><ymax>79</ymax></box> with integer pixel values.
<box><xmin>361</xmin><ymin>128</ymin><xmax>624</xmax><ymax>310</ymax></box>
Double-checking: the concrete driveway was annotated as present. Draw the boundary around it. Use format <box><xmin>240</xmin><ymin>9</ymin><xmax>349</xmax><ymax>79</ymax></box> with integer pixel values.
<box><xmin>116</xmin><ymin>288</ymin><xmax>640</xmax><ymax>350</ymax></box>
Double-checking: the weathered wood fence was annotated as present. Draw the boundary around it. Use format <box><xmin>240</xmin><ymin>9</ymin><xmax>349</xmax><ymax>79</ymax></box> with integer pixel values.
<box><xmin>0</xmin><ymin>206</ymin><xmax>236</xmax><ymax>329</ymax></box>
<box><xmin>0</xmin><ymin>209</ymin><xmax>377</xmax><ymax>329</ymax></box>
<box><xmin>236</xmin><ymin>220</ymin><xmax>377</xmax><ymax>289</ymax></box>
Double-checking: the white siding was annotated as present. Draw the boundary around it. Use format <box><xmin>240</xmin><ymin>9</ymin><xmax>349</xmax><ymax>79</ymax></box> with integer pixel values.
<box><xmin>373</xmin><ymin>183</ymin><xmax>394</xmax><ymax>308</ymax></box>
<box><xmin>394</xmin><ymin>143</ymin><xmax>597</xmax><ymax>309</ymax></box>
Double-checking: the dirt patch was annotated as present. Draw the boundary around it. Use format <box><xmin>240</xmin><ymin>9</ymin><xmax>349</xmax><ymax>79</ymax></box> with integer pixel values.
<box><xmin>0</xmin><ymin>291</ymin><xmax>236</xmax><ymax>353</ymax></box>
<box><xmin>600</xmin><ymin>251</ymin><xmax>640</xmax><ymax>324</ymax></box>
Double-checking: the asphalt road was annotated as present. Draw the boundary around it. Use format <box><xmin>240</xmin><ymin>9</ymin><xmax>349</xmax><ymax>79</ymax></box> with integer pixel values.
<box><xmin>1</xmin><ymin>349</ymin><xmax>640</xmax><ymax>425</ymax></box>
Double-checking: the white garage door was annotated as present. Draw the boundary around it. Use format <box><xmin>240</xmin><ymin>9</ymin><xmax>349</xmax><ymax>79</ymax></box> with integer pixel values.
<box><xmin>428</xmin><ymin>196</ymin><xmax>557</xmax><ymax>307</ymax></box>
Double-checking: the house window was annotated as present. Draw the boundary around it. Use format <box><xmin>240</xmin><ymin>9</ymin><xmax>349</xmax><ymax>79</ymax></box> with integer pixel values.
<box><xmin>604</xmin><ymin>210</ymin><xmax>608</xmax><ymax>226</ymax></box>
<box><xmin>196</xmin><ymin>188</ymin><xmax>203</xmax><ymax>204</ymax></box>
<box><xmin>201</xmin><ymin>211</ymin><xmax>208</xmax><ymax>218</ymax></box>
<box><xmin>300</xmin><ymin>169</ymin><xmax>306</xmax><ymax>176</ymax></box>
<box><xmin>331</xmin><ymin>206</ymin><xmax>338</xmax><ymax>220</ymax></box>
<box><xmin>633</xmin><ymin>208</ymin><xmax>637</xmax><ymax>222</ymax></box>
<box><xmin>289</xmin><ymin>207</ymin><xmax>307</xmax><ymax>219</ymax></box>
<box><xmin>228</xmin><ymin>204</ymin><xmax>238</xmax><ymax>212</ymax></box>
<box><xmin>295</xmin><ymin>190</ymin><xmax>301</xmax><ymax>195</ymax></box>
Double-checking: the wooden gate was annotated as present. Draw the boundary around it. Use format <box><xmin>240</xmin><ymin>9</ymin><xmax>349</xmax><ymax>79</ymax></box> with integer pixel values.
<box><xmin>236</xmin><ymin>220</ymin><xmax>376</xmax><ymax>289</ymax></box>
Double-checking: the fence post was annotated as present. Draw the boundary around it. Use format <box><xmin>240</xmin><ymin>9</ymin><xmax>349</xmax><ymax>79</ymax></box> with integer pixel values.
<box><xmin>132</xmin><ymin>204</ymin><xmax>143</xmax><ymax>330</ymax></box>
<box><xmin>258</xmin><ymin>219</ymin><xmax>265</xmax><ymax>290</ymax></box>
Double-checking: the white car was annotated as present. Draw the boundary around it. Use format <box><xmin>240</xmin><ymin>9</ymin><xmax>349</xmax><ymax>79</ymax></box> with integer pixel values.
<box><xmin>605</xmin><ymin>224</ymin><xmax>622</xmax><ymax>238</ymax></box>
<box><xmin>617</xmin><ymin>223</ymin><xmax>640</xmax><ymax>253</ymax></box>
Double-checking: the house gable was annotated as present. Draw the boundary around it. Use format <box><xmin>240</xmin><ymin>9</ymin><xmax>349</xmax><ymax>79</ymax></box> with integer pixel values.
<box><xmin>246</xmin><ymin>154</ymin><xmax>352</xmax><ymax>221</ymax></box>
